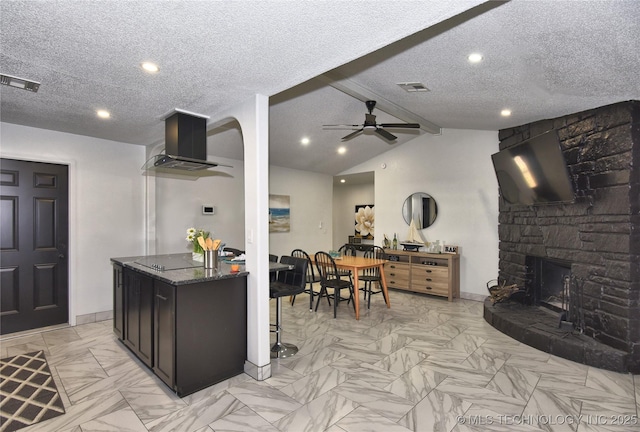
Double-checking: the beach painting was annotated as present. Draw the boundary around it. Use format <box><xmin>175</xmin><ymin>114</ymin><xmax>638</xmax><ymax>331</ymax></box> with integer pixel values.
<box><xmin>269</xmin><ymin>194</ymin><xmax>290</xmax><ymax>233</ymax></box>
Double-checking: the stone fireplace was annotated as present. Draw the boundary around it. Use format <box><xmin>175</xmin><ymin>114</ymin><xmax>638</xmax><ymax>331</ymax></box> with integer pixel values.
<box><xmin>484</xmin><ymin>100</ymin><xmax>640</xmax><ymax>373</ymax></box>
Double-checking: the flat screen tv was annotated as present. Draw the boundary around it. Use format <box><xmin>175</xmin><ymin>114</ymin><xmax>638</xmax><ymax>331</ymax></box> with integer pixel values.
<box><xmin>491</xmin><ymin>129</ymin><xmax>575</xmax><ymax>205</ymax></box>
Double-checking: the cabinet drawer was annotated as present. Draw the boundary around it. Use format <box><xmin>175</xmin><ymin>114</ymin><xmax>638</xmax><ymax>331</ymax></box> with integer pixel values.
<box><xmin>384</xmin><ymin>263</ymin><xmax>410</xmax><ymax>289</ymax></box>
<box><xmin>410</xmin><ymin>283</ymin><xmax>449</xmax><ymax>296</ymax></box>
<box><xmin>411</xmin><ymin>265</ymin><xmax>448</xmax><ymax>282</ymax></box>
<box><xmin>385</xmin><ymin>278</ymin><xmax>410</xmax><ymax>290</ymax></box>
<box><xmin>384</xmin><ymin>262</ymin><xmax>410</xmax><ymax>278</ymax></box>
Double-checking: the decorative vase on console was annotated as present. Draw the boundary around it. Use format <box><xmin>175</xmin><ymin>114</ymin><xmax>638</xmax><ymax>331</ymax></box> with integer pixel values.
<box><xmin>186</xmin><ymin>227</ymin><xmax>210</xmax><ymax>262</ymax></box>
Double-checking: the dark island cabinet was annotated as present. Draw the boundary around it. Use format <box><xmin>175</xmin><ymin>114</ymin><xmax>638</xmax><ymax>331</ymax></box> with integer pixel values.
<box><xmin>153</xmin><ymin>280</ymin><xmax>175</xmax><ymax>388</ymax></box>
<box><xmin>112</xmin><ymin>257</ymin><xmax>248</xmax><ymax>397</ymax></box>
<box><xmin>112</xmin><ymin>264</ymin><xmax>124</xmax><ymax>340</ymax></box>
<box><xmin>123</xmin><ymin>269</ymin><xmax>154</xmax><ymax>367</ymax></box>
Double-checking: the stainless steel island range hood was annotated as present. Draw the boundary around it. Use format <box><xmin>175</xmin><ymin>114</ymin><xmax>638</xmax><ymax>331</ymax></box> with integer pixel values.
<box><xmin>142</xmin><ymin>109</ymin><xmax>231</xmax><ymax>178</ymax></box>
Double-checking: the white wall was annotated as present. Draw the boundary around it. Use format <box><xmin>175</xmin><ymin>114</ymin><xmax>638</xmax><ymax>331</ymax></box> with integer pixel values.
<box><xmin>332</xmin><ymin>181</ymin><xmax>375</xmax><ymax>249</ymax></box>
<box><xmin>152</xmin><ymin>161</ymin><xmax>334</xmax><ymax>259</ymax></box>
<box><xmin>154</xmin><ymin>155</ymin><xmax>246</xmax><ymax>254</ymax></box>
<box><xmin>268</xmin><ymin>166</ymin><xmax>333</xmax><ymax>259</ymax></box>
<box><xmin>0</xmin><ymin>122</ymin><xmax>146</xmax><ymax>320</ymax></box>
<box><xmin>343</xmin><ymin>128</ymin><xmax>500</xmax><ymax>298</ymax></box>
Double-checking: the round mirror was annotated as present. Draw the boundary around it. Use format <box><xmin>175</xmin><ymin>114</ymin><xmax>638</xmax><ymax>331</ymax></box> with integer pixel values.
<box><xmin>402</xmin><ymin>193</ymin><xmax>438</xmax><ymax>229</ymax></box>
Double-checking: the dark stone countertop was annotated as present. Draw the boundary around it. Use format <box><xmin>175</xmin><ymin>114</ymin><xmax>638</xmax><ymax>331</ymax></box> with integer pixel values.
<box><xmin>111</xmin><ymin>253</ymin><xmax>248</xmax><ymax>286</ymax></box>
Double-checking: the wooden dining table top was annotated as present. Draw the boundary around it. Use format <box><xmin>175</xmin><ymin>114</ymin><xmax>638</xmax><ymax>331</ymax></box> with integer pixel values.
<box><xmin>329</xmin><ymin>255</ymin><xmax>388</xmax><ymax>268</ymax></box>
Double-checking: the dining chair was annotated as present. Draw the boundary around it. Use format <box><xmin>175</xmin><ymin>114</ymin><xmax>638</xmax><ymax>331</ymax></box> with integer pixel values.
<box><xmin>337</xmin><ymin>244</ymin><xmax>356</xmax><ymax>284</ymax></box>
<box><xmin>338</xmin><ymin>244</ymin><xmax>357</xmax><ymax>257</ymax></box>
<box><xmin>290</xmin><ymin>249</ymin><xmax>321</xmax><ymax>311</ymax></box>
<box><xmin>360</xmin><ymin>246</ymin><xmax>388</xmax><ymax>309</ymax></box>
<box><xmin>269</xmin><ymin>255</ymin><xmax>307</xmax><ymax>358</ymax></box>
<box><xmin>314</xmin><ymin>251</ymin><xmax>355</xmax><ymax>318</ymax></box>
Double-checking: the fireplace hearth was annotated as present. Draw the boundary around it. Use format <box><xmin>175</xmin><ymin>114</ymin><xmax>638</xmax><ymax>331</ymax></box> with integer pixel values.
<box><xmin>487</xmin><ymin>100</ymin><xmax>640</xmax><ymax>373</ymax></box>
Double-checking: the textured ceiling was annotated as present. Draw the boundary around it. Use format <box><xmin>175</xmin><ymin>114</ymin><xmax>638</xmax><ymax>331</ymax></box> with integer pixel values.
<box><xmin>1</xmin><ymin>0</ymin><xmax>639</xmax><ymax>175</ymax></box>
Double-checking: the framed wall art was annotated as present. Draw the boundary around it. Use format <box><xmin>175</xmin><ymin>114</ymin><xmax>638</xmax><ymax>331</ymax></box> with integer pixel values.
<box><xmin>269</xmin><ymin>194</ymin><xmax>290</xmax><ymax>233</ymax></box>
<box><xmin>354</xmin><ymin>204</ymin><xmax>374</xmax><ymax>240</ymax></box>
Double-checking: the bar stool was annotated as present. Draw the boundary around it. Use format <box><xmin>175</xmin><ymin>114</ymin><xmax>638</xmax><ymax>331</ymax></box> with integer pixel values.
<box><xmin>270</xmin><ymin>256</ymin><xmax>308</xmax><ymax>358</ymax></box>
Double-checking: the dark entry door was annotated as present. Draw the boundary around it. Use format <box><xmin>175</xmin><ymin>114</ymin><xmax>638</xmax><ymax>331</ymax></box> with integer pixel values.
<box><xmin>1</xmin><ymin>158</ymin><xmax>69</xmax><ymax>334</ymax></box>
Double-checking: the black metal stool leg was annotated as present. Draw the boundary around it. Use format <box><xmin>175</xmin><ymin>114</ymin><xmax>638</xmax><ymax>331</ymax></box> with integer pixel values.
<box><xmin>270</xmin><ymin>296</ymin><xmax>299</xmax><ymax>358</ymax></box>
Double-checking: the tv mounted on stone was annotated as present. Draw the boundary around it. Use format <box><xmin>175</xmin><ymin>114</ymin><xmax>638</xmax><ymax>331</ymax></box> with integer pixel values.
<box><xmin>491</xmin><ymin>129</ymin><xmax>575</xmax><ymax>205</ymax></box>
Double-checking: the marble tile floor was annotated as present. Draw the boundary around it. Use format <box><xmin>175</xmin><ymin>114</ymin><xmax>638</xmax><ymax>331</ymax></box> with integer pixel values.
<box><xmin>1</xmin><ymin>290</ymin><xmax>638</xmax><ymax>432</ymax></box>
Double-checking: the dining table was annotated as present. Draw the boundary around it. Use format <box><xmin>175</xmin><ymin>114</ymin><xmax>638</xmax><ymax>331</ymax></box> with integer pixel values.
<box><xmin>314</xmin><ymin>255</ymin><xmax>390</xmax><ymax>320</ymax></box>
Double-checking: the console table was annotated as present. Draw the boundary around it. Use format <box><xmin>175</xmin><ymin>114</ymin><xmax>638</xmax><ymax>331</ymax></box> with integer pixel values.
<box><xmin>383</xmin><ymin>249</ymin><xmax>460</xmax><ymax>301</ymax></box>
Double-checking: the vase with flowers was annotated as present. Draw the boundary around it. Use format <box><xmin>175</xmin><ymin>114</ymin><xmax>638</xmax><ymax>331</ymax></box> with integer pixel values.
<box><xmin>186</xmin><ymin>227</ymin><xmax>210</xmax><ymax>261</ymax></box>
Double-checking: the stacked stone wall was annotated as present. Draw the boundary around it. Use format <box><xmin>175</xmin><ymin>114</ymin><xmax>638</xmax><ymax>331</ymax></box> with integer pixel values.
<box><xmin>497</xmin><ymin>100</ymin><xmax>639</xmax><ymax>372</ymax></box>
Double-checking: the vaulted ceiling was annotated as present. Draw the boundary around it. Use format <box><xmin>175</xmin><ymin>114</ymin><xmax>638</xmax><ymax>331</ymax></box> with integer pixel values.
<box><xmin>2</xmin><ymin>1</ymin><xmax>639</xmax><ymax>175</ymax></box>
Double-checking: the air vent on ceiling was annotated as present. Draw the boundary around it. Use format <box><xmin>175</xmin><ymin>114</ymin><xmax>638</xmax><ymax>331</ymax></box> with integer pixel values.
<box><xmin>397</xmin><ymin>82</ymin><xmax>430</xmax><ymax>92</ymax></box>
<box><xmin>1</xmin><ymin>73</ymin><xmax>40</xmax><ymax>92</ymax></box>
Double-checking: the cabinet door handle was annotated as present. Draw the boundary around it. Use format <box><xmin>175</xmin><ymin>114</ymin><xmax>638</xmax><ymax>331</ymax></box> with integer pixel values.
<box><xmin>426</xmin><ymin>270</ymin><xmax>432</xmax><ymax>273</ymax></box>
<box><xmin>426</xmin><ymin>286</ymin><xmax>432</xmax><ymax>290</ymax></box>
<box><xmin>390</xmin><ymin>265</ymin><xmax>396</xmax><ymax>269</ymax></box>
<box><xmin>156</xmin><ymin>294</ymin><xmax>168</xmax><ymax>301</ymax></box>
<box><xmin>390</xmin><ymin>273</ymin><xmax>396</xmax><ymax>276</ymax></box>
<box><xmin>426</xmin><ymin>278</ymin><xmax>432</xmax><ymax>282</ymax></box>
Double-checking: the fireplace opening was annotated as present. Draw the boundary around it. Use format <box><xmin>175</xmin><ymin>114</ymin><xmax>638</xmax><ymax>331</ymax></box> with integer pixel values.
<box><xmin>526</xmin><ymin>256</ymin><xmax>572</xmax><ymax>312</ymax></box>
<box><xmin>523</xmin><ymin>255</ymin><xmax>588</xmax><ymax>334</ymax></box>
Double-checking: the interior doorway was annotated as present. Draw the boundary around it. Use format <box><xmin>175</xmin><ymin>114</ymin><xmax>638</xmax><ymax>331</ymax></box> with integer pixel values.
<box><xmin>0</xmin><ymin>158</ymin><xmax>69</xmax><ymax>334</ymax></box>
<box><xmin>332</xmin><ymin>171</ymin><xmax>375</xmax><ymax>249</ymax></box>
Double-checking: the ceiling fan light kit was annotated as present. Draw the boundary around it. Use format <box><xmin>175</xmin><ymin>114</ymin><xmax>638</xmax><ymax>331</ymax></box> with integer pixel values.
<box><xmin>324</xmin><ymin>100</ymin><xmax>420</xmax><ymax>143</ymax></box>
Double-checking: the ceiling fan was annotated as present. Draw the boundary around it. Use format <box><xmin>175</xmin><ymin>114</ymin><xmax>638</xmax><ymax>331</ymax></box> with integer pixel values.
<box><xmin>324</xmin><ymin>100</ymin><xmax>420</xmax><ymax>142</ymax></box>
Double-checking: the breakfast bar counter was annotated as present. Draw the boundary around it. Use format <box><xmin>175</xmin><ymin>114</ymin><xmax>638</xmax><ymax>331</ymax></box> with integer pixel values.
<box><xmin>111</xmin><ymin>253</ymin><xmax>249</xmax><ymax>285</ymax></box>
<box><xmin>111</xmin><ymin>253</ymin><xmax>248</xmax><ymax>396</ymax></box>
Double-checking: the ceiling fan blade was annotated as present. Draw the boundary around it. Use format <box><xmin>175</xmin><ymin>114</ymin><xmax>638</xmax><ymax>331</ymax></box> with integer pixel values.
<box><xmin>375</xmin><ymin>128</ymin><xmax>397</xmax><ymax>141</ymax></box>
<box><xmin>323</xmin><ymin>124</ymin><xmax>362</xmax><ymax>127</ymax></box>
<box><xmin>342</xmin><ymin>128</ymin><xmax>364</xmax><ymax>141</ymax></box>
<box><xmin>378</xmin><ymin>123</ymin><xmax>420</xmax><ymax>128</ymax></box>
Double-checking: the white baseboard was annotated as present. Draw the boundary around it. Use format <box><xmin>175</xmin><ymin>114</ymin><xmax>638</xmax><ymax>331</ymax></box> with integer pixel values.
<box><xmin>459</xmin><ymin>291</ymin><xmax>487</xmax><ymax>302</ymax></box>
<box><xmin>76</xmin><ymin>310</ymin><xmax>113</xmax><ymax>325</ymax></box>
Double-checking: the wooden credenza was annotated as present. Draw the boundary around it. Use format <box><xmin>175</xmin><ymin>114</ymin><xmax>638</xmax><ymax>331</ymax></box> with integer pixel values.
<box><xmin>383</xmin><ymin>249</ymin><xmax>460</xmax><ymax>301</ymax></box>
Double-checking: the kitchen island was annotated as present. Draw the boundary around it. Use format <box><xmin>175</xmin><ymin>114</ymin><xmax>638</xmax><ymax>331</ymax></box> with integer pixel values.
<box><xmin>111</xmin><ymin>253</ymin><xmax>248</xmax><ymax>397</ymax></box>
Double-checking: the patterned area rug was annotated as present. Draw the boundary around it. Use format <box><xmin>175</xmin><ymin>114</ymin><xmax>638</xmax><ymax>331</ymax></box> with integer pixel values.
<box><xmin>0</xmin><ymin>351</ymin><xmax>65</xmax><ymax>432</ymax></box>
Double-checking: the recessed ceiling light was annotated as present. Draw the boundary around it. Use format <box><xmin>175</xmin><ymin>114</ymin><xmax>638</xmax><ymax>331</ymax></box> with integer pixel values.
<box><xmin>141</xmin><ymin>62</ymin><xmax>159</xmax><ymax>73</ymax></box>
<box><xmin>337</xmin><ymin>146</ymin><xmax>347</xmax><ymax>154</ymax></box>
<box><xmin>97</xmin><ymin>109</ymin><xmax>110</xmax><ymax>119</ymax></box>
<box><xmin>468</xmin><ymin>53</ymin><xmax>483</xmax><ymax>63</ymax></box>
<box><xmin>300</xmin><ymin>137</ymin><xmax>310</xmax><ymax>145</ymax></box>
<box><xmin>340</xmin><ymin>179</ymin><xmax>346</xmax><ymax>183</ymax></box>
<box><xmin>501</xmin><ymin>109</ymin><xmax>512</xmax><ymax>117</ymax></box>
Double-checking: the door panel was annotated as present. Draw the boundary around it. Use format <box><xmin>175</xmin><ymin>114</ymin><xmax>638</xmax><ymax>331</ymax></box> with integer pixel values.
<box><xmin>0</xmin><ymin>267</ymin><xmax>19</xmax><ymax>314</ymax></box>
<box><xmin>35</xmin><ymin>198</ymin><xmax>57</xmax><ymax>249</ymax></box>
<box><xmin>0</xmin><ymin>158</ymin><xmax>69</xmax><ymax>334</ymax></box>
<box><xmin>1</xmin><ymin>196</ymin><xmax>18</xmax><ymax>250</ymax></box>
<box><xmin>34</xmin><ymin>263</ymin><xmax>57</xmax><ymax>308</ymax></box>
